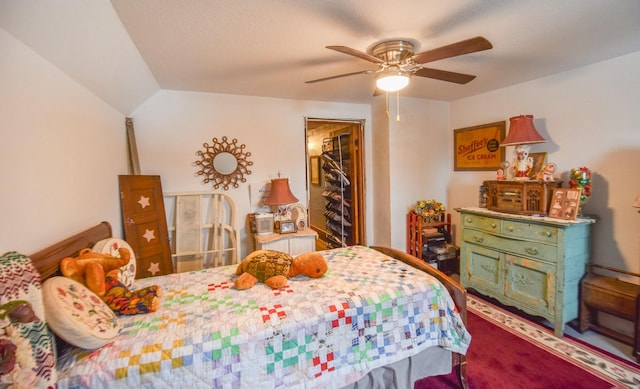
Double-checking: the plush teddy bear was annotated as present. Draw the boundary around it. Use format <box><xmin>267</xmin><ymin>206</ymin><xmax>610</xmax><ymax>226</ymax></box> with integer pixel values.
<box><xmin>60</xmin><ymin>248</ymin><xmax>161</xmax><ymax>315</ymax></box>
<box><xmin>234</xmin><ymin>250</ymin><xmax>328</xmax><ymax>290</ymax></box>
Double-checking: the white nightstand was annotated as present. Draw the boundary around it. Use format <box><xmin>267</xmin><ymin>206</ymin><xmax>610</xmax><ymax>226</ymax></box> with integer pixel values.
<box><xmin>254</xmin><ymin>228</ymin><xmax>318</xmax><ymax>257</ymax></box>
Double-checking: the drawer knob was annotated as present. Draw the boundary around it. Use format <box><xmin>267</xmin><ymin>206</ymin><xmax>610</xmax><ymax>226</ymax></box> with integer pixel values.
<box><xmin>545</xmin><ymin>231</ymin><xmax>552</xmax><ymax>238</ymax></box>
<box><xmin>506</xmin><ymin>226</ymin><xmax>514</xmax><ymax>232</ymax></box>
<box><xmin>490</xmin><ymin>223</ymin><xmax>497</xmax><ymax>229</ymax></box>
<box><xmin>473</xmin><ymin>235</ymin><xmax>484</xmax><ymax>243</ymax></box>
<box><xmin>525</xmin><ymin>247</ymin><xmax>539</xmax><ymax>255</ymax></box>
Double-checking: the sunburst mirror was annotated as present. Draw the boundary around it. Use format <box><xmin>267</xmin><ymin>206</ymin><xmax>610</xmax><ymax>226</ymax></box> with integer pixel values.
<box><xmin>195</xmin><ymin>136</ymin><xmax>253</xmax><ymax>190</ymax></box>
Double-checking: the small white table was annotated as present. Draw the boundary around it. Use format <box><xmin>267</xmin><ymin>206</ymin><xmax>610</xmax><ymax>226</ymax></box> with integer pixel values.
<box><xmin>254</xmin><ymin>228</ymin><xmax>318</xmax><ymax>257</ymax></box>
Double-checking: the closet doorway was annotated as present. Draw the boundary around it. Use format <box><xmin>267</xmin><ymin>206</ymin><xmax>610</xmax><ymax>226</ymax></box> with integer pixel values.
<box><xmin>305</xmin><ymin>118</ymin><xmax>365</xmax><ymax>250</ymax></box>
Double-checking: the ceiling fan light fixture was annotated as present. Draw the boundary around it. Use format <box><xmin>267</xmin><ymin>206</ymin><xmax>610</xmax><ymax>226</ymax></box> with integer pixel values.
<box><xmin>376</xmin><ymin>70</ymin><xmax>410</xmax><ymax>92</ymax></box>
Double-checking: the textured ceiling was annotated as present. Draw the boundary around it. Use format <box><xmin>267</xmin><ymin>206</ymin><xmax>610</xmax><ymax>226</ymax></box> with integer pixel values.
<box><xmin>109</xmin><ymin>0</ymin><xmax>640</xmax><ymax>102</ymax></box>
<box><xmin>2</xmin><ymin>1</ymin><xmax>640</xmax><ymax>113</ymax></box>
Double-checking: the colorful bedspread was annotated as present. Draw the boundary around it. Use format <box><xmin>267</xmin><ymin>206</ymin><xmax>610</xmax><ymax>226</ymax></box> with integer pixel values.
<box><xmin>56</xmin><ymin>246</ymin><xmax>470</xmax><ymax>388</ymax></box>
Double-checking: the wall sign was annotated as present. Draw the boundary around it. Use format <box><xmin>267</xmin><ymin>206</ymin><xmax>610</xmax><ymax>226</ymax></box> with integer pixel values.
<box><xmin>454</xmin><ymin>121</ymin><xmax>506</xmax><ymax>171</ymax></box>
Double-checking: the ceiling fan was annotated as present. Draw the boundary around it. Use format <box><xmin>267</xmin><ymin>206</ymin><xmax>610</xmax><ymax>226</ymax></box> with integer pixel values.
<box><xmin>305</xmin><ymin>36</ymin><xmax>493</xmax><ymax>92</ymax></box>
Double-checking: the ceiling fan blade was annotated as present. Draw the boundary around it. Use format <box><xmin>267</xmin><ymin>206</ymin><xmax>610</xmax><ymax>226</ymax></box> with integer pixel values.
<box><xmin>305</xmin><ymin>70</ymin><xmax>375</xmax><ymax>84</ymax></box>
<box><xmin>411</xmin><ymin>36</ymin><xmax>492</xmax><ymax>64</ymax></box>
<box><xmin>326</xmin><ymin>45</ymin><xmax>386</xmax><ymax>64</ymax></box>
<box><xmin>414</xmin><ymin>68</ymin><xmax>476</xmax><ymax>84</ymax></box>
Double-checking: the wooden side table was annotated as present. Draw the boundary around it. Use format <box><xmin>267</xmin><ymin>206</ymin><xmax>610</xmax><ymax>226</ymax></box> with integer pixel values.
<box><xmin>254</xmin><ymin>228</ymin><xmax>318</xmax><ymax>257</ymax></box>
<box><xmin>579</xmin><ymin>264</ymin><xmax>640</xmax><ymax>362</ymax></box>
<box><xmin>406</xmin><ymin>211</ymin><xmax>458</xmax><ymax>275</ymax></box>
<box><xmin>406</xmin><ymin>211</ymin><xmax>452</xmax><ymax>257</ymax></box>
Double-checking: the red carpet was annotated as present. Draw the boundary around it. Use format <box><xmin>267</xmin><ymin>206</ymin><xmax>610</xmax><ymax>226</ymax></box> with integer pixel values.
<box><xmin>415</xmin><ymin>310</ymin><xmax>620</xmax><ymax>388</ymax></box>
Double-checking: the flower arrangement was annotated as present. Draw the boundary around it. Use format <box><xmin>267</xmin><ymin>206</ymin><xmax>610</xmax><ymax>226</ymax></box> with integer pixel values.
<box><xmin>0</xmin><ymin>301</ymin><xmax>38</xmax><ymax>389</ymax></box>
<box><xmin>413</xmin><ymin>200</ymin><xmax>445</xmax><ymax>221</ymax></box>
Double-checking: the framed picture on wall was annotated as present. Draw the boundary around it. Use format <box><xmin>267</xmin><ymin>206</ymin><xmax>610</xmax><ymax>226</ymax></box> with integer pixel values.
<box><xmin>309</xmin><ymin>155</ymin><xmax>321</xmax><ymax>185</ymax></box>
<box><xmin>454</xmin><ymin>121</ymin><xmax>506</xmax><ymax>171</ymax></box>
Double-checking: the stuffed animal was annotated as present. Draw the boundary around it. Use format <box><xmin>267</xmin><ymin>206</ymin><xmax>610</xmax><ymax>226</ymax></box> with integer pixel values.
<box><xmin>234</xmin><ymin>250</ymin><xmax>328</xmax><ymax>290</ymax></box>
<box><xmin>60</xmin><ymin>248</ymin><xmax>161</xmax><ymax>315</ymax></box>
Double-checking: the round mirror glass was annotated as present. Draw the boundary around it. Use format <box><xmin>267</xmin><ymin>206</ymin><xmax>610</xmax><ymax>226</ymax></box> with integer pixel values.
<box><xmin>213</xmin><ymin>152</ymin><xmax>238</xmax><ymax>175</ymax></box>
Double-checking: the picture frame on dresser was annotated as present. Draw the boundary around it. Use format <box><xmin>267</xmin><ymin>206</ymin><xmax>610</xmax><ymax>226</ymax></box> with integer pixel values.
<box><xmin>275</xmin><ymin>220</ymin><xmax>297</xmax><ymax>234</ymax></box>
<box><xmin>528</xmin><ymin>152</ymin><xmax>547</xmax><ymax>179</ymax></box>
<box><xmin>548</xmin><ymin>188</ymin><xmax>582</xmax><ymax>220</ymax></box>
<box><xmin>247</xmin><ymin>213</ymin><xmax>257</xmax><ymax>233</ymax></box>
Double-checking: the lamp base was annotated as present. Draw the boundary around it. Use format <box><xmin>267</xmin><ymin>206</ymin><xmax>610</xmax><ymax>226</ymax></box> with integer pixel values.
<box><xmin>272</xmin><ymin>205</ymin><xmax>291</xmax><ymax>222</ymax></box>
<box><xmin>512</xmin><ymin>144</ymin><xmax>534</xmax><ymax>181</ymax></box>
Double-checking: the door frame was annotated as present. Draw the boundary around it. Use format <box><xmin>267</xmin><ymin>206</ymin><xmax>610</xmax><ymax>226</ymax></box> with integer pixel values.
<box><xmin>304</xmin><ymin>117</ymin><xmax>366</xmax><ymax>246</ymax></box>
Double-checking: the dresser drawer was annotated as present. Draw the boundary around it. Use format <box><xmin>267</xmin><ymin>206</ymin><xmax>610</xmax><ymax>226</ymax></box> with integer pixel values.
<box><xmin>463</xmin><ymin>229</ymin><xmax>556</xmax><ymax>263</ymax></box>
<box><xmin>462</xmin><ymin>229</ymin><xmax>502</xmax><ymax>248</ymax></box>
<box><xmin>506</xmin><ymin>239</ymin><xmax>557</xmax><ymax>263</ymax></box>
<box><xmin>461</xmin><ymin>214</ymin><xmax>500</xmax><ymax>234</ymax></box>
<box><xmin>502</xmin><ymin>220</ymin><xmax>558</xmax><ymax>244</ymax></box>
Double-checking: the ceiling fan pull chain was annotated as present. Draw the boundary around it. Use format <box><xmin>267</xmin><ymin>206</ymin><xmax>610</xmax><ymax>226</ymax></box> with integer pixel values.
<box><xmin>385</xmin><ymin>92</ymin><xmax>390</xmax><ymax>119</ymax></box>
<box><xmin>396</xmin><ymin>91</ymin><xmax>401</xmax><ymax>122</ymax></box>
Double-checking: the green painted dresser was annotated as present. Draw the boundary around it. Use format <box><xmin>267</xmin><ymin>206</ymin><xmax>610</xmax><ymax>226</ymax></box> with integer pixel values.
<box><xmin>456</xmin><ymin>207</ymin><xmax>595</xmax><ymax>336</ymax></box>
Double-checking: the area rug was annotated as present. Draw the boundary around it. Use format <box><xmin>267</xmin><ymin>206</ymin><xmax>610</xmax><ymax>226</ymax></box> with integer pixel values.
<box><xmin>415</xmin><ymin>295</ymin><xmax>640</xmax><ymax>388</ymax></box>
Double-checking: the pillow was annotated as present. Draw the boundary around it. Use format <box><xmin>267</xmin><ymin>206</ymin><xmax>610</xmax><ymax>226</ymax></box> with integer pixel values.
<box><xmin>42</xmin><ymin>277</ymin><xmax>120</xmax><ymax>350</ymax></box>
<box><xmin>92</xmin><ymin>238</ymin><xmax>137</xmax><ymax>288</ymax></box>
<box><xmin>0</xmin><ymin>252</ymin><xmax>57</xmax><ymax>388</ymax></box>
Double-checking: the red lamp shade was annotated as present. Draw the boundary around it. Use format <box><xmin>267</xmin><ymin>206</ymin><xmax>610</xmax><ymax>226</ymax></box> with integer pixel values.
<box><xmin>264</xmin><ymin>178</ymin><xmax>298</xmax><ymax>205</ymax></box>
<box><xmin>502</xmin><ymin>115</ymin><xmax>546</xmax><ymax>146</ymax></box>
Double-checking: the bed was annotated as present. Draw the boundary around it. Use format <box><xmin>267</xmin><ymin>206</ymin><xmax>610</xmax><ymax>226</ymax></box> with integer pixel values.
<box><xmin>24</xmin><ymin>221</ymin><xmax>470</xmax><ymax>388</ymax></box>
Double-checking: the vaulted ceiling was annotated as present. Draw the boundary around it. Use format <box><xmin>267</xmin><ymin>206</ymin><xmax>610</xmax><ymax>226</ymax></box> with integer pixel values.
<box><xmin>2</xmin><ymin>1</ymin><xmax>640</xmax><ymax>114</ymax></box>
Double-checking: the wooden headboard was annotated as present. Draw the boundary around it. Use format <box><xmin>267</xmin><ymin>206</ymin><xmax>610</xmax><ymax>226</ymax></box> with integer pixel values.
<box><xmin>29</xmin><ymin>221</ymin><xmax>113</xmax><ymax>281</ymax></box>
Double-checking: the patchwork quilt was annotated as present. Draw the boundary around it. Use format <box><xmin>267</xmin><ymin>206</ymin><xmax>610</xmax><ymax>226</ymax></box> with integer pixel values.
<box><xmin>55</xmin><ymin>246</ymin><xmax>470</xmax><ymax>389</ymax></box>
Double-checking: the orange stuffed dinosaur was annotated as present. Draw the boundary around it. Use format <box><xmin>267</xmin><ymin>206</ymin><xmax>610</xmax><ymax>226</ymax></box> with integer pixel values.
<box><xmin>60</xmin><ymin>248</ymin><xmax>161</xmax><ymax>315</ymax></box>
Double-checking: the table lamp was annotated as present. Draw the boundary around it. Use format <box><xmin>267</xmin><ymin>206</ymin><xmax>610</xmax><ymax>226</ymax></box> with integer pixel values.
<box><xmin>264</xmin><ymin>177</ymin><xmax>299</xmax><ymax>220</ymax></box>
<box><xmin>501</xmin><ymin>115</ymin><xmax>546</xmax><ymax>180</ymax></box>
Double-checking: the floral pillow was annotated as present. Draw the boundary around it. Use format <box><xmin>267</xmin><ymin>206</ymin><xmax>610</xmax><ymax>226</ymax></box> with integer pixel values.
<box><xmin>0</xmin><ymin>252</ymin><xmax>57</xmax><ymax>389</ymax></box>
<box><xmin>92</xmin><ymin>238</ymin><xmax>137</xmax><ymax>288</ymax></box>
<box><xmin>41</xmin><ymin>277</ymin><xmax>120</xmax><ymax>350</ymax></box>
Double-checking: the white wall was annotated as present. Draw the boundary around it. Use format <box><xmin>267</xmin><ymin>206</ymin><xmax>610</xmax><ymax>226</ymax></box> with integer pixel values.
<box><xmin>0</xmin><ymin>28</ymin><xmax>127</xmax><ymax>254</ymax></box>
<box><xmin>449</xmin><ymin>51</ymin><xmax>640</xmax><ymax>273</ymax></box>
<box><xmin>129</xmin><ymin>90</ymin><xmax>372</xmax><ymax>258</ymax></box>
<box><xmin>387</xmin><ymin>97</ymin><xmax>450</xmax><ymax>250</ymax></box>
<box><xmin>371</xmin><ymin>98</ymin><xmax>391</xmax><ymax>246</ymax></box>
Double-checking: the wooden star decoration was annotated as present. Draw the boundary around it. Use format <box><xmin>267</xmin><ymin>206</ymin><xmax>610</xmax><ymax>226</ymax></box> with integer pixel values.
<box><xmin>147</xmin><ymin>262</ymin><xmax>160</xmax><ymax>276</ymax></box>
<box><xmin>137</xmin><ymin>195</ymin><xmax>151</xmax><ymax>209</ymax></box>
<box><xmin>142</xmin><ymin>229</ymin><xmax>155</xmax><ymax>242</ymax></box>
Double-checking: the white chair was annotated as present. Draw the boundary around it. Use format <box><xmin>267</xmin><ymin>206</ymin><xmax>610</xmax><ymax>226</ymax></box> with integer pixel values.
<box><xmin>164</xmin><ymin>191</ymin><xmax>240</xmax><ymax>272</ymax></box>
